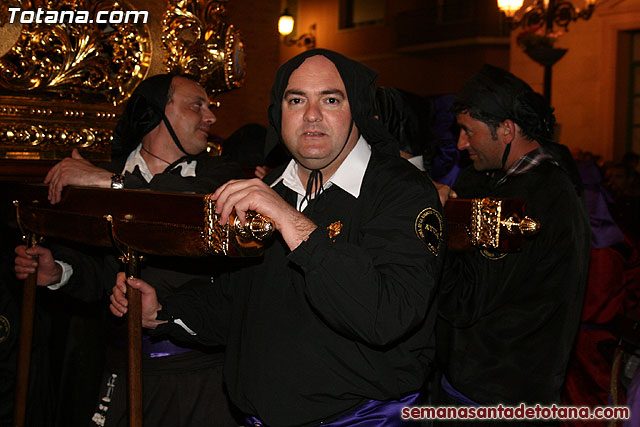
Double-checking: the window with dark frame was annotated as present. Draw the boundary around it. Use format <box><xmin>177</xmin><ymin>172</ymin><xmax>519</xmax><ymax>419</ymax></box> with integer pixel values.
<box><xmin>438</xmin><ymin>0</ymin><xmax>474</xmax><ymax>24</ymax></box>
<box><xmin>339</xmin><ymin>0</ymin><xmax>385</xmax><ymax>29</ymax></box>
<box><xmin>628</xmin><ymin>31</ymin><xmax>640</xmax><ymax>154</ymax></box>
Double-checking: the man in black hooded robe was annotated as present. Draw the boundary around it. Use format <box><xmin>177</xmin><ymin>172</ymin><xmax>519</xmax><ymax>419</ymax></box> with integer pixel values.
<box><xmin>110</xmin><ymin>50</ymin><xmax>445</xmax><ymax>426</ymax></box>
<box><xmin>14</xmin><ymin>74</ymin><xmax>243</xmax><ymax>426</ymax></box>
<box><xmin>436</xmin><ymin>65</ymin><xmax>591</xmax><ymax>413</ymax></box>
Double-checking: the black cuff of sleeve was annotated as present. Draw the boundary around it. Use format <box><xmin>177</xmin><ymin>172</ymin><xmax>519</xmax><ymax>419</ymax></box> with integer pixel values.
<box><xmin>155</xmin><ymin>307</ymin><xmax>174</xmax><ymax>323</ymax></box>
<box><xmin>150</xmin><ymin>322</ymin><xmax>181</xmax><ymax>339</ymax></box>
<box><xmin>123</xmin><ymin>171</ymin><xmax>145</xmax><ymax>189</ymax></box>
<box><xmin>154</xmin><ymin>298</ymin><xmax>170</xmax><ymax>318</ymax></box>
<box><xmin>151</xmin><ymin>304</ymin><xmax>190</xmax><ymax>340</ymax></box>
<box><xmin>287</xmin><ymin>226</ymin><xmax>331</xmax><ymax>269</ymax></box>
<box><xmin>154</xmin><ymin>301</ymin><xmax>180</xmax><ymax>330</ymax></box>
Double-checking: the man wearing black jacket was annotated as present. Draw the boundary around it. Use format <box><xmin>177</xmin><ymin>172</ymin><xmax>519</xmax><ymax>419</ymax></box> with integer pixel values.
<box><xmin>14</xmin><ymin>74</ymin><xmax>243</xmax><ymax>426</ymax></box>
<box><xmin>110</xmin><ymin>50</ymin><xmax>445</xmax><ymax>426</ymax></box>
<box><xmin>436</xmin><ymin>65</ymin><xmax>590</xmax><ymax>414</ymax></box>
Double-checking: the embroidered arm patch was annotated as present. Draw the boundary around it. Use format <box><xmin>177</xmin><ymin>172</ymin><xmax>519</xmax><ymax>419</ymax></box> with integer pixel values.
<box><xmin>415</xmin><ymin>208</ymin><xmax>443</xmax><ymax>256</ymax></box>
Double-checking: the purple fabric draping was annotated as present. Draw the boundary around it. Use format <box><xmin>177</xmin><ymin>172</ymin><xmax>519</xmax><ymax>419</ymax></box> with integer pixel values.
<box><xmin>245</xmin><ymin>392</ymin><xmax>421</xmax><ymax>427</ymax></box>
<box><xmin>142</xmin><ymin>335</ymin><xmax>192</xmax><ymax>358</ymax></box>
<box><xmin>623</xmin><ymin>367</ymin><xmax>640</xmax><ymax>427</ymax></box>
<box><xmin>576</xmin><ymin>160</ymin><xmax>624</xmax><ymax>249</ymax></box>
<box><xmin>430</xmin><ymin>94</ymin><xmax>461</xmax><ymax>184</ymax></box>
<box><xmin>441</xmin><ymin>375</ymin><xmax>480</xmax><ymax>407</ymax></box>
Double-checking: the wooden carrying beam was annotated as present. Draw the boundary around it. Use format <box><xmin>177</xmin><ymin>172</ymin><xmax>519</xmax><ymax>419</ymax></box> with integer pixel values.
<box><xmin>8</xmin><ymin>184</ymin><xmax>539</xmax><ymax>426</ymax></box>
<box><xmin>11</xmin><ymin>184</ymin><xmax>537</xmax><ymax>257</ymax></box>
<box><xmin>13</xmin><ymin>184</ymin><xmax>209</xmax><ymax>254</ymax></box>
<box><xmin>12</xmin><ymin>183</ymin><xmax>273</xmax><ymax>257</ymax></box>
<box><xmin>10</xmin><ymin>183</ymin><xmax>274</xmax><ymax>427</ymax></box>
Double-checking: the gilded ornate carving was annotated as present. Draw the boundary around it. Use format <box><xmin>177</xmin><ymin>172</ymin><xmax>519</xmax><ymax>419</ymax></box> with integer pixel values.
<box><xmin>202</xmin><ymin>197</ymin><xmax>273</xmax><ymax>257</ymax></box>
<box><xmin>469</xmin><ymin>198</ymin><xmax>541</xmax><ymax>250</ymax></box>
<box><xmin>0</xmin><ymin>96</ymin><xmax>116</xmax><ymax>161</ymax></box>
<box><xmin>162</xmin><ymin>0</ymin><xmax>245</xmax><ymax>96</ymax></box>
<box><xmin>0</xmin><ymin>0</ymin><xmax>245</xmax><ymax>163</ymax></box>
<box><xmin>1</xmin><ymin>124</ymin><xmax>111</xmax><ymax>151</ymax></box>
<box><xmin>0</xmin><ymin>0</ymin><xmax>150</xmax><ymax>105</ymax></box>
<box><xmin>471</xmin><ymin>197</ymin><xmax>502</xmax><ymax>249</ymax></box>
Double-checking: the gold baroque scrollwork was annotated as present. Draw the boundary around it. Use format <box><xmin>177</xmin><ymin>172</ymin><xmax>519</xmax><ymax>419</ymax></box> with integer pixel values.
<box><xmin>0</xmin><ymin>96</ymin><xmax>116</xmax><ymax>161</ymax></box>
<box><xmin>0</xmin><ymin>0</ymin><xmax>151</xmax><ymax>105</ymax></box>
<box><xmin>202</xmin><ymin>196</ymin><xmax>274</xmax><ymax>257</ymax></box>
<box><xmin>162</xmin><ymin>0</ymin><xmax>245</xmax><ymax>97</ymax></box>
<box><xmin>469</xmin><ymin>198</ymin><xmax>540</xmax><ymax>251</ymax></box>
<box><xmin>0</xmin><ymin>0</ymin><xmax>245</xmax><ymax>163</ymax></box>
<box><xmin>470</xmin><ymin>198</ymin><xmax>502</xmax><ymax>249</ymax></box>
<box><xmin>1</xmin><ymin>123</ymin><xmax>112</xmax><ymax>159</ymax></box>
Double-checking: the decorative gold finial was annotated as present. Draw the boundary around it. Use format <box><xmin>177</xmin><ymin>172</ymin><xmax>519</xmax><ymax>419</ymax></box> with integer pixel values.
<box><xmin>234</xmin><ymin>213</ymin><xmax>274</xmax><ymax>241</ymax></box>
<box><xmin>519</xmin><ymin>216</ymin><xmax>540</xmax><ymax>235</ymax></box>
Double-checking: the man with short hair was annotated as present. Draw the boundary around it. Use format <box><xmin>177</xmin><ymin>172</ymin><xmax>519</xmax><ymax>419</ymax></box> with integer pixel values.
<box><xmin>110</xmin><ymin>49</ymin><xmax>444</xmax><ymax>426</ymax></box>
<box><xmin>14</xmin><ymin>74</ymin><xmax>243</xmax><ymax>426</ymax></box>
<box><xmin>43</xmin><ymin>74</ymin><xmax>238</xmax><ymax>202</ymax></box>
<box><xmin>436</xmin><ymin>65</ymin><xmax>590</xmax><ymax>408</ymax></box>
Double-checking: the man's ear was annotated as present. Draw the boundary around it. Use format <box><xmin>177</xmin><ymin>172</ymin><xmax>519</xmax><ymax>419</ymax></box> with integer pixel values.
<box><xmin>500</xmin><ymin>119</ymin><xmax>517</xmax><ymax>145</ymax></box>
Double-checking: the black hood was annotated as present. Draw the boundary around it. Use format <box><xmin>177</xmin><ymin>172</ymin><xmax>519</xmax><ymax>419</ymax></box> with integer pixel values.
<box><xmin>264</xmin><ymin>49</ymin><xmax>398</xmax><ymax>158</ymax></box>
<box><xmin>453</xmin><ymin>64</ymin><xmax>556</xmax><ymax>145</ymax></box>
<box><xmin>111</xmin><ymin>74</ymin><xmax>174</xmax><ymax>158</ymax></box>
<box><xmin>111</xmin><ymin>74</ymin><xmax>195</xmax><ymax>161</ymax></box>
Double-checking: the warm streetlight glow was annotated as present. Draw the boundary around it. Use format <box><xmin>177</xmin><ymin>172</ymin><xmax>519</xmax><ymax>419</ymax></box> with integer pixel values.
<box><xmin>278</xmin><ymin>11</ymin><xmax>294</xmax><ymax>36</ymax></box>
<box><xmin>278</xmin><ymin>8</ymin><xmax>317</xmax><ymax>50</ymax></box>
<box><xmin>500</xmin><ymin>0</ymin><xmax>597</xmax><ymax>103</ymax></box>
<box><xmin>497</xmin><ymin>0</ymin><xmax>524</xmax><ymax>17</ymax></box>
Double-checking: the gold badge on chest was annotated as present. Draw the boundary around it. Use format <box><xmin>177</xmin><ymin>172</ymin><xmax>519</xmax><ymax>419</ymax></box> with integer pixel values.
<box><xmin>327</xmin><ymin>221</ymin><xmax>343</xmax><ymax>241</ymax></box>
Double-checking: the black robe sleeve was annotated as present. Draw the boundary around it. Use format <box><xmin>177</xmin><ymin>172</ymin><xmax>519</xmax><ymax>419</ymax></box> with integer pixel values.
<box><xmin>438</xmin><ymin>167</ymin><xmax>589</xmax><ymax>327</ymax></box>
<box><xmin>50</xmin><ymin>243</ymin><xmax>119</xmax><ymax>303</ymax></box>
<box><xmin>152</xmin><ymin>272</ymin><xmax>235</xmax><ymax>347</ymax></box>
<box><xmin>287</xmin><ymin>174</ymin><xmax>443</xmax><ymax>346</ymax></box>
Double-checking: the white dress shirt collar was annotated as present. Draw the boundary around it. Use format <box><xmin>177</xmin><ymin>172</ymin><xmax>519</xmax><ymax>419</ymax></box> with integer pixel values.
<box><xmin>122</xmin><ymin>144</ymin><xmax>197</xmax><ymax>182</ymax></box>
<box><xmin>271</xmin><ymin>135</ymin><xmax>371</xmax><ymax>210</ymax></box>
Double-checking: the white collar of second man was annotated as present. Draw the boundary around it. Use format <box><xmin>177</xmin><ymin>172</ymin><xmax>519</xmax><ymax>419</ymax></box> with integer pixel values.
<box><xmin>271</xmin><ymin>135</ymin><xmax>371</xmax><ymax>201</ymax></box>
<box><xmin>122</xmin><ymin>144</ymin><xmax>197</xmax><ymax>182</ymax></box>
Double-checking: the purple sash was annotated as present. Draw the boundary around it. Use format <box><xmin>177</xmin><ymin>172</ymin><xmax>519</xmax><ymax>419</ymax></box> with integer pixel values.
<box><xmin>623</xmin><ymin>366</ymin><xmax>640</xmax><ymax>427</ymax></box>
<box><xmin>440</xmin><ymin>375</ymin><xmax>480</xmax><ymax>407</ymax></box>
<box><xmin>245</xmin><ymin>392</ymin><xmax>421</xmax><ymax>427</ymax></box>
<box><xmin>142</xmin><ymin>335</ymin><xmax>192</xmax><ymax>358</ymax></box>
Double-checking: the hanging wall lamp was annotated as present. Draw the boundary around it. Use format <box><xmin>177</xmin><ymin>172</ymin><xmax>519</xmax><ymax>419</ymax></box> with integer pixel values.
<box><xmin>278</xmin><ymin>9</ymin><xmax>316</xmax><ymax>49</ymax></box>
